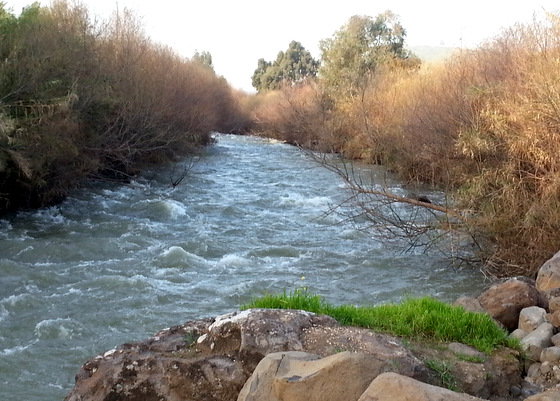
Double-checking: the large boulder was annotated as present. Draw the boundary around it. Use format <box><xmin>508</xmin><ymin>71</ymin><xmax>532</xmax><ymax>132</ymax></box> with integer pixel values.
<box><xmin>195</xmin><ymin>308</ymin><xmax>337</xmax><ymax>357</ymax></box>
<box><xmin>64</xmin><ymin>308</ymin><xmax>523</xmax><ymax>401</ymax></box>
<box><xmin>237</xmin><ymin>351</ymin><xmax>392</xmax><ymax>401</ymax></box>
<box><xmin>357</xmin><ymin>372</ymin><xmax>486</xmax><ymax>401</ymax></box>
<box><xmin>64</xmin><ymin>309</ymin><xmax>423</xmax><ymax>401</ymax></box>
<box><xmin>537</xmin><ymin>251</ymin><xmax>560</xmax><ymax>292</ymax></box>
<box><xmin>63</xmin><ymin>318</ymin><xmax>249</xmax><ymax>401</ymax></box>
<box><xmin>478</xmin><ymin>277</ymin><xmax>546</xmax><ymax>331</ymax></box>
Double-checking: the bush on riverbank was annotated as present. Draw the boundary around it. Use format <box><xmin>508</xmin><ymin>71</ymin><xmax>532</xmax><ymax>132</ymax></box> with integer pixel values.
<box><xmin>0</xmin><ymin>1</ymin><xmax>248</xmax><ymax>213</ymax></box>
<box><xmin>251</xmin><ymin>13</ymin><xmax>560</xmax><ymax>276</ymax></box>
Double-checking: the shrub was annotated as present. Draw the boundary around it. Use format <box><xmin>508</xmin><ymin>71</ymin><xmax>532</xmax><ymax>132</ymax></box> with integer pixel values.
<box><xmin>0</xmin><ymin>1</ymin><xmax>247</xmax><ymax>213</ymax></box>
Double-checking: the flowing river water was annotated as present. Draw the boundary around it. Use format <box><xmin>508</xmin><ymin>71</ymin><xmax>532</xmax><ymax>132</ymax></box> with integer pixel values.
<box><xmin>0</xmin><ymin>134</ymin><xmax>488</xmax><ymax>400</ymax></box>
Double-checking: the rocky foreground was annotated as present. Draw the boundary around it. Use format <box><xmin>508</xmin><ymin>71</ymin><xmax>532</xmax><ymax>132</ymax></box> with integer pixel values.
<box><xmin>65</xmin><ymin>251</ymin><xmax>560</xmax><ymax>401</ymax></box>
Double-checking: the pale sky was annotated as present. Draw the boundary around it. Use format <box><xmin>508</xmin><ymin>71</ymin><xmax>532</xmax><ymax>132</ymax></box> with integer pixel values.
<box><xmin>5</xmin><ymin>0</ymin><xmax>560</xmax><ymax>92</ymax></box>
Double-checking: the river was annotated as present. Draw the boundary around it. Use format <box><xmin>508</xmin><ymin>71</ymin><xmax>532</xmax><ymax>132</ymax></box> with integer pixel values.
<box><xmin>0</xmin><ymin>134</ymin><xmax>487</xmax><ymax>400</ymax></box>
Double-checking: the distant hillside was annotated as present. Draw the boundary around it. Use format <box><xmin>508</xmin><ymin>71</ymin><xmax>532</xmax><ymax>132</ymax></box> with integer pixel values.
<box><xmin>408</xmin><ymin>45</ymin><xmax>459</xmax><ymax>63</ymax></box>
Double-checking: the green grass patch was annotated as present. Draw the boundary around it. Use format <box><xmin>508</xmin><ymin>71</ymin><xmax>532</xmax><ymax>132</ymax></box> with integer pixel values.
<box><xmin>425</xmin><ymin>359</ymin><xmax>459</xmax><ymax>391</ymax></box>
<box><xmin>242</xmin><ymin>289</ymin><xmax>520</xmax><ymax>354</ymax></box>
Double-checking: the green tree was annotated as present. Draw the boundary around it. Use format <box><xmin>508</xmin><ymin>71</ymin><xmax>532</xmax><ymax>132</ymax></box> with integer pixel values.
<box><xmin>252</xmin><ymin>40</ymin><xmax>318</xmax><ymax>92</ymax></box>
<box><xmin>192</xmin><ymin>50</ymin><xmax>214</xmax><ymax>71</ymax></box>
<box><xmin>319</xmin><ymin>11</ymin><xmax>419</xmax><ymax>96</ymax></box>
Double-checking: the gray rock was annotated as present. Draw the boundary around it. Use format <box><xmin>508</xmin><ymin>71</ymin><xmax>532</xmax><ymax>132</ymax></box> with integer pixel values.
<box><xmin>63</xmin><ymin>308</ymin><xmax>523</xmax><ymax>401</ymax></box>
<box><xmin>197</xmin><ymin>308</ymin><xmax>338</xmax><ymax>356</ymax></box>
<box><xmin>510</xmin><ymin>328</ymin><xmax>529</xmax><ymax>340</ymax></box>
<box><xmin>520</xmin><ymin>306</ymin><xmax>548</xmax><ymax>332</ymax></box>
<box><xmin>300</xmin><ymin>324</ymin><xmax>425</xmax><ymax>379</ymax></box>
<box><xmin>448</xmin><ymin>343</ymin><xmax>486</xmax><ymax>360</ymax></box>
<box><xmin>527</xmin><ymin>362</ymin><xmax>542</xmax><ymax>379</ymax></box>
<box><xmin>541</xmin><ymin>346</ymin><xmax>560</xmax><ymax>364</ymax></box>
<box><xmin>552</xmin><ymin>332</ymin><xmax>560</xmax><ymax>346</ymax></box>
<box><xmin>521</xmin><ymin>323</ymin><xmax>555</xmax><ymax>361</ymax></box>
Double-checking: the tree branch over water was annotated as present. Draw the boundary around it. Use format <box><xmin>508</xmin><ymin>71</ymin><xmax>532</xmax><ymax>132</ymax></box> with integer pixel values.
<box><xmin>310</xmin><ymin>152</ymin><xmax>482</xmax><ymax>265</ymax></box>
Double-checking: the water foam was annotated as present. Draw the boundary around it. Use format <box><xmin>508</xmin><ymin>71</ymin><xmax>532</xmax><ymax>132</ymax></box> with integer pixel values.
<box><xmin>134</xmin><ymin>198</ymin><xmax>187</xmax><ymax>220</ymax></box>
<box><xmin>218</xmin><ymin>253</ymin><xmax>253</xmax><ymax>268</ymax></box>
<box><xmin>156</xmin><ymin>246</ymin><xmax>209</xmax><ymax>268</ymax></box>
<box><xmin>276</xmin><ymin>193</ymin><xmax>330</xmax><ymax>209</ymax></box>
<box><xmin>1</xmin><ymin>343</ymin><xmax>33</xmax><ymax>356</ymax></box>
<box><xmin>34</xmin><ymin>318</ymin><xmax>76</xmax><ymax>340</ymax></box>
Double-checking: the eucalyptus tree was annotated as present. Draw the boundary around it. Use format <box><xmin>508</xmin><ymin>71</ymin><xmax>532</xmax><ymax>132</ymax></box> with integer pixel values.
<box><xmin>192</xmin><ymin>50</ymin><xmax>214</xmax><ymax>71</ymax></box>
<box><xmin>251</xmin><ymin>40</ymin><xmax>318</xmax><ymax>92</ymax></box>
<box><xmin>319</xmin><ymin>11</ymin><xmax>420</xmax><ymax>97</ymax></box>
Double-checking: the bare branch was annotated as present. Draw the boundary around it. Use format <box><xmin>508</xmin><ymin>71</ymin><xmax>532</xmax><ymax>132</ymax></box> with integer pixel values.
<box><xmin>307</xmin><ymin>150</ymin><xmax>479</xmax><ymax>266</ymax></box>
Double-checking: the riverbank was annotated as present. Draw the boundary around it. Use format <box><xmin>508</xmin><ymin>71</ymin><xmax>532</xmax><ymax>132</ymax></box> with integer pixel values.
<box><xmin>63</xmin><ymin>308</ymin><xmax>524</xmax><ymax>401</ymax></box>
<box><xmin>249</xmin><ymin>14</ymin><xmax>560</xmax><ymax>277</ymax></box>
<box><xmin>64</xmin><ymin>250</ymin><xmax>560</xmax><ymax>400</ymax></box>
<box><xmin>0</xmin><ymin>2</ymin><xmax>247</xmax><ymax>215</ymax></box>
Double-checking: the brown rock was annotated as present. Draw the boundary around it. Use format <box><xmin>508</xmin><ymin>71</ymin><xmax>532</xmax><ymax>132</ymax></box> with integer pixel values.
<box><xmin>478</xmin><ymin>278</ymin><xmax>545</xmax><ymax>331</ymax></box>
<box><xmin>197</xmin><ymin>308</ymin><xmax>338</xmax><ymax>357</ymax></box>
<box><xmin>547</xmin><ymin>310</ymin><xmax>560</xmax><ymax>328</ymax></box>
<box><xmin>237</xmin><ymin>351</ymin><xmax>392</xmax><ymax>401</ymax></box>
<box><xmin>357</xmin><ymin>372</ymin><xmax>487</xmax><ymax>401</ymax></box>
<box><xmin>549</xmin><ymin>296</ymin><xmax>560</xmax><ymax>313</ymax></box>
<box><xmin>64</xmin><ymin>309</ymin><xmax>523</xmax><ymax>401</ymax></box>
<box><xmin>537</xmin><ymin>251</ymin><xmax>560</xmax><ymax>292</ymax></box>
<box><xmin>454</xmin><ymin>296</ymin><xmax>485</xmax><ymax>313</ymax></box>
<box><xmin>525</xmin><ymin>389</ymin><xmax>560</xmax><ymax>400</ymax></box>
<box><xmin>300</xmin><ymin>325</ymin><xmax>426</xmax><ymax>379</ymax></box>
<box><xmin>64</xmin><ymin>319</ymin><xmax>248</xmax><ymax>401</ymax></box>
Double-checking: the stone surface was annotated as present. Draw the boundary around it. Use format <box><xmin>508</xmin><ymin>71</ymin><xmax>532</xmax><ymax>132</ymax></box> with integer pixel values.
<box><xmin>478</xmin><ymin>278</ymin><xmax>545</xmax><ymax>331</ymax></box>
<box><xmin>196</xmin><ymin>308</ymin><xmax>337</xmax><ymax>356</ymax></box>
<box><xmin>525</xmin><ymin>389</ymin><xmax>560</xmax><ymax>400</ymax></box>
<box><xmin>299</xmin><ymin>324</ymin><xmax>426</xmax><ymax>379</ymax></box>
<box><xmin>521</xmin><ymin>323</ymin><xmax>555</xmax><ymax>361</ymax></box>
<box><xmin>552</xmin><ymin>333</ymin><xmax>560</xmax><ymax>347</ymax></box>
<box><xmin>454</xmin><ymin>296</ymin><xmax>485</xmax><ymax>314</ymax></box>
<box><xmin>541</xmin><ymin>346</ymin><xmax>560</xmax><ymax>364</ymax></box>
<box><xmin>520</xmin><ymin>306</ymin><xmax>548</xmax><ymax>332</ymax></box>
<box><xmin>448</xmin><ymin>342</ymin><xmax>486</xmax><ymax>360</ymax></box>
<box><xmin>549</xmin><ymin>297</ymin><xmax>560</xmax><ymax>314</ymax></box>
<box><xmin>237</xmin><ymin>351</ymin><xmax>392</xmax><ymax>401</ymax></box>
<box><xmin>357</xmin><ymin>372</ymin><xmax>486</xmax><ymax>401</ymax></box>
<box><xmin>537</xmin><ymin>250</ymin><xmax>560</xmax><ymax>292</ymax></box>
<box><xmin>64</xmin><ymin>308</ymin><xmax>524</xmax><ymax>401</ymax></box>
<box><xmin>64</xmin><ymin>319</ymin><xmax>248</xmax><ymax>401</ymax></box>
<box><xmin>546</xmin><ymin>311</ymin><xmax>560</xmax><ymax>328</ymax></box>
<box><xmin>510</xmin><ymin>328</ymin><xmax>528</xmax><ymax>341</ymax></box>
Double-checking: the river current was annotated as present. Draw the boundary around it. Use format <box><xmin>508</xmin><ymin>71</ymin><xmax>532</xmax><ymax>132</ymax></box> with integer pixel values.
<box><xmin>0</xmin><ymin>134</ymin><xmax>487</xmax><ymax>400</ymax></box>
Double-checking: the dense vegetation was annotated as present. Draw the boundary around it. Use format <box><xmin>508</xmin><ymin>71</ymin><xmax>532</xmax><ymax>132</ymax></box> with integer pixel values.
<box><xmin>3</xmin><ymin>1</ymin><xmax>559</xmax><ymax>278</ymax></box>
<box><xmin>242</xmin><ymin>289</ymin><xmax>518</xmax><ymax>354</ymax></box>
<box><xmin>251</xmin><ymin>40</ymin><xmax>318</xmax><ymax>93</ymax></box>
<box><xmin>0</xmin><ymin>1</ymin><xmax>249</xmax><ymax>213</ymax></box>
<box><xmin>249</xmin><ymin>11</ymin><xmax>560</xmax><ymax>277</ymax></box>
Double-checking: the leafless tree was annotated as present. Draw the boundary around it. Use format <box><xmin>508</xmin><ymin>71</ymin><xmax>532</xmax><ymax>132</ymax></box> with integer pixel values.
<box><xmin>310</xmin><ymin>151</ymin><xmax>485</xmax><ymax>269</ymax></box>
